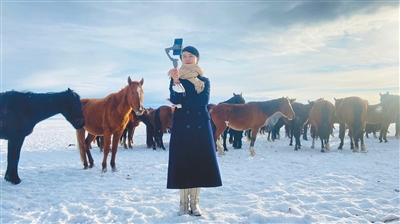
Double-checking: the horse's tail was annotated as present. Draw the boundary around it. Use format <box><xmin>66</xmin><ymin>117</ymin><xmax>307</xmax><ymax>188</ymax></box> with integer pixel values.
<box><xmin>353</xmin><ymin>102</ymin><xmax>364</xmax><ymax>139</ymax></box>
<box><xmin>318</xmin><ymin>103</ymin><xmax>330</xmax><ymax>140</ymax></box>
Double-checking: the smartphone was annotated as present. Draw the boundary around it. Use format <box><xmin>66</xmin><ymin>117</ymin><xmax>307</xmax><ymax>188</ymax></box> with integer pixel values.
<box><xmin>173</xmin><ymin>38</ymin><xmax>183</xmax><ymax>55</ymax></box>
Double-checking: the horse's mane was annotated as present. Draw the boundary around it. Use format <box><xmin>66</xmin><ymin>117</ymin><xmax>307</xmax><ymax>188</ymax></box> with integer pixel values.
<box><xmin>253</xmin><ymin>98</ymin><xmax>283</xmax><ymax>115</ymax></box>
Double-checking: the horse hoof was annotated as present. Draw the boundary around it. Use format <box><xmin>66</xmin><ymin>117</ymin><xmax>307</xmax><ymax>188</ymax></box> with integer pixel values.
<box><xmin>224</xmin><ymin>149</ymin><xmax>229</xmax><ymax>152</ymax></box>
<box><xmin>321</xmin><ymin>149</ymin><xmax>325</xmax><ymax>152</ymax></box>
<box><xmin>5</xmin><ymin>176</ymin><xmax>21</xmax><ymax>185</ymax></box>
<box><xmin>112</xmin><ymin>168</ymin><xmax>118</xmax><ymax>172</ymax></box>
<box><xmin>101</xmin><ymin>168</ymin><xmax>108</xmax><ymax>173</ymax></box>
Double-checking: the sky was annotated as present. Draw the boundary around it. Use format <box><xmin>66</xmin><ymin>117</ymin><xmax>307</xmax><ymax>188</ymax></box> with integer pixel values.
<box><xmin>1</xmin><ymin>117</ymin><xmax>399</xmax><ymax>223</ymax></box>
<box><xmin>1</xmin><ymin>1</ymin><xmax>399</xmax><ymax>108</ymax></box>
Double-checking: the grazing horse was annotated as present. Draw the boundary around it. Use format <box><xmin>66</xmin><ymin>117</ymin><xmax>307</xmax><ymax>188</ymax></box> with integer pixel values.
<box><xmin>334</xmin><ymin>96</ymin><xmax>367</xmax><ymax>152</ymax></box>
<box><xmin>150</xmin><ymin>105</ymin><xmax>174</xmax><ymax>150</ymax></box>
<box><xmin>308</xmin><ymin>100</ymin><xmax>337</xmax><ymax>152</ymax></box>
<box><xmin>218</xmin><ymin>93</ymin><xmax>246</xmax><ymax>151</ymax></box>
<box><xmin>0</xmin><ymin>89</ymin><xmax>85</xmax><ymax>184</ymax></box>
<box><xmin>379</xmin><ymin>92</ymin><xmax>400</xmax><ymax>142</ymax></box>
<box><xmin>210</xmin><ymin>97</ymin><xmax>295</xmax><ymax>156</ymax></box>
<box><xmin>76</xmin><ymin>77</ymin><xmax>144</xmax><ymax>172</ymax></box>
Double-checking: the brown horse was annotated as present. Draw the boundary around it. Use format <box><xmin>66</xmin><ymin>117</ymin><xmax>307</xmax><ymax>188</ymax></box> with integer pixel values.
<box><xmin>120</xmin><ymin>110</ymin><xmax>142</xmax><ymax>149</ymax></box>
<box><xmin>76</xmin><ymin>77</ymin><xmax>144</xmax><ymax>172</ymax></box>
<box><xmin>308</xmin><ymin>100</ymin><xmax>337</xmax><ymax>152</ymax></box>
<box><xmin>379</xmin><ymin>92</ymin><xmax>400</xmax><ymax>142</ymax></box>
<box><xmin>334</xmin><ymin>96</ymin><xmax>367</xmax><ymax>152</ymax></box>
<box><xmin>148</xmin><ymin>105</ymin><xmax>174</xmax><ymax>150</ymax></box>
<box><xmin>209</xmin><ymin>97</ymin><xmax>295</xmax><ymax>156</ymax></box>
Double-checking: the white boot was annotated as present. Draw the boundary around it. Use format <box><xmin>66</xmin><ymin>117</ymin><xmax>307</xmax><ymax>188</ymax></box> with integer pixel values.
<box><xmin>189</xmin><ymin>188</ymin><xmax>202</xmax><ymax>216</ymax></box>
<box><xmin>178</xmin><ymin>189</ymin><xmax>189</xmax><ymax>216</ymax></box>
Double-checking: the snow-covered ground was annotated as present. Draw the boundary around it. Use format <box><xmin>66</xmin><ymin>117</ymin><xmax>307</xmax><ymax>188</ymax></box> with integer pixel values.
<box><xmin>1</xmin><ymin>116</ymin><xmax>399</xmax><ymax>223</ymax></box>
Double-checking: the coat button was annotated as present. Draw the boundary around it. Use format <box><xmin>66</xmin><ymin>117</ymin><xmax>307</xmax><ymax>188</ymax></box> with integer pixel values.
<box><xmin>198</xmin><ymin>112</ymin><xmax>201</xmax><ymax>115</ymax></box>
<box><xmin>186</xmin><ymin>125</ymin><xmax>190</xmax><ymax>128</ymax></box>
<box><xmin>198</xmin><ymin>125</ymin><xmax>201</xmax><ymax>129</ymax></box>
<box><xmin>186</xmin><ymin>111</ymin><xmax>190</xmax><ymax>114</ymax></box>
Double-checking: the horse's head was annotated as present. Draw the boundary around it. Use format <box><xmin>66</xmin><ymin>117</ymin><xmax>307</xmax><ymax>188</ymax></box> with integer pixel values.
<box><xmin>379</xmin><ymin>91</ymin><xmax>390</xmax><ymax>103</ymax></box>
<box><xmin>61</xmin><ymin>88</ymin><xmax>85</xmax><ymax>129</ymax></box>
<box><xmin>126</xmin><ymin>77</ymin><xmax>145</xmax><ymax>116</ymax></box>
<box><xmin>333</xmin><ymin>97</ymin><xmax>344</xmax><ymax>116</ymax></box>
<box><xmin>280</xmin><ymin>97</ymin><xmax>295</xmax><ymax>120</ymax></box>
<box><xmin>380</xmin><ymin>93</ymin><xmax>399</xmax><ymax>111</ymax></box>
<box><xmin>223</xmin><ymin>93</ymin><xmax>245</xmax><ymax>104</ymax></box>
<box><xmin>307</xmin><ymin>97</ymin><xmax>324</xmax><ymax>111</ymax></box>
<box><xmin>233</xmin><ymin>92</ymin><xmax>246</xmax><ymax>104</ymax></box>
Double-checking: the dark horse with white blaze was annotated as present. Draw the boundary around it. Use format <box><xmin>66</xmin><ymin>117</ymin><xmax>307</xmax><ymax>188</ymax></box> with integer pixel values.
<box><xmin>0</xmin><ymin>89</ymin><xmax>85</xmax><ymax>184</ymax></box>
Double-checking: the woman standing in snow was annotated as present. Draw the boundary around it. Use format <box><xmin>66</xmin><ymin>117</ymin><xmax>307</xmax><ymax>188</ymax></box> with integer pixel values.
<box><xmin>166</xmin><ymin>46</ymin><xmax>222</xmax><ymax>216</ymax></box>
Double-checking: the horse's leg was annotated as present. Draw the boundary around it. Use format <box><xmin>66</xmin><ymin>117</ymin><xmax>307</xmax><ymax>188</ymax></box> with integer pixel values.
<box><xmin>110</xmin><ymin>132</ymin><xmax>123</xmax><ymax>172</ymax></box>
<box><xmin>120</xmin><ymin>127</ymin><xmax>127</xmax><ymax>148</ymax></box>
<box><xmin>228</xmin><ymin>129</ymin><xmax>234</xmax><ymax>144</ymax></box>
<box><xmin>214</xmin><ymin>123</ymin><xmax>226</xmax><ymax>156</ymax></box>
<box><xmin>381</xmin><ymin>123</ymin><xmax>390</xmax><ymax>143</ymax></box>
<box><xmin>128</xmin><ymin>127</ymin><xmax>135</xmax><ymax>148</ymax></box>
<box><xmin>160</xmin><ymin>133</ymin><xmax>166</xmax><ymax>150</ymax></box>
<box><xmin>320</xmin><ymin>137</ymin><xmax>325</xmax><ymax>152</ymax></box>
<box><xmin>338</xmin><ymin>123</ymin><xmax>345</xmax><ymax>150</ymax></box>
<box><xmin>237</xmin><ymin>131</ymin><xmax>243</xmax><ymax>149</ymax></box>
<box><xmin>303</xmin><ymin>124</ymin><xmax>308</xmax><ymax>141</ymax></box>
<box><xmin>101</xmin><ymin>133</ymin><xmax>112</xmax><ymax>172</ymax></box>
<box><xmin>289</xmin><ymin>126</ymin><xmax>294</xmax><ymax>146</ymax></box>
<box><xmin>85</xmin><ymin>133</ymin><xmax>96</xmax><ymax>168</ymax></box>
<box><xmin>5</xmin><ymin>136</ymin><xmax>25</xmax><ymax>184</ymax></box>
<box><xmin>395</xmin><ymin>118</ymin><xmax>400</xmax><ymax>139</ymax></box>
<box><xmin>248</xmin><ymin>128</ymin><xmax>259</xmax><ymax>156</ymax></box>
<box><xmin>76</xmin><ymin>129</ymin><xmax>90</xmax><ymax>169</ymax></box>
<box><xmin>353</xmin><ymin>131</ymin><xmax>360</xmax><ymax>153</ymax></box>
<box><xmin>360</xmin><ymin>131</ymin><xmax>366</xmax><ymax>151</ymax></box>
<box><xmin>293</xmin><ymin>126</ymin><xmax>301</xmax><ymax>151</ymax></box>
<box><xmin>310</xmin><ymin>126</ymin><xmax>316</xmax><ymax>149</ymax></box>
<box><xmin>222</xmin><ymin>128</ymin><xmax>229</xmax><ymax>151</ymax></box>
<box><xmin>348</xmin><ymin>129</ymin><xmax>354</xmax><ymax>150</ymax></box>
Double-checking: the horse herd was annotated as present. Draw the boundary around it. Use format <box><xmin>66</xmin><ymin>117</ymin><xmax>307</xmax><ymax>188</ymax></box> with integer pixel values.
<box><xmin>0</xmin><ymin>76</ymin><xmax>398</xmax><ymax>185</ymax></box>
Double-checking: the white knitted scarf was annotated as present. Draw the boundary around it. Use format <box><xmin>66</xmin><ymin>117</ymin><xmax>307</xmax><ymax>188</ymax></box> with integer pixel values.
<box><xmin>179</xmin><ymin>64</ymin><xmax>205</xmax><ymax>94</ymax></box>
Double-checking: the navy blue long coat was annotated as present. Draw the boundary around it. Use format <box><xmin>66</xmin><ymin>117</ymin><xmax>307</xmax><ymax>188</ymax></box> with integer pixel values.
<box><xmin>167</xmin><ymin>76</ymin><xmax>222</xmax><ymax>189</ymax></box>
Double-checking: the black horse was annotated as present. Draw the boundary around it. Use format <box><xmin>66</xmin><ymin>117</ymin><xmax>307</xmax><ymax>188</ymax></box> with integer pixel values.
<box><xmin>208</xmin><ymin>94</ymin><xmax>246</xmax><ymax>151</ymax></box>
<box><xmin>217</xmin><ymin>93</ymin><xmax>246</xmax><ymax>151</ymax></box>
<box><xmin>0</xmin><ymin>89</ymin><xmax>85</xmax><ymax>184</ymax></box>
<box><xmin>288</xmin><ymin>100</ymin><xmax>316</xmax><ymax>151</ymax></box>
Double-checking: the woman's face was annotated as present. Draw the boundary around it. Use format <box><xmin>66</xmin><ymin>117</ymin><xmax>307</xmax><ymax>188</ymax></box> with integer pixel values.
<box><xmin>181</xmin><ymin>51</ymin><xmax>198</xmax><ymax>65</ymax></box>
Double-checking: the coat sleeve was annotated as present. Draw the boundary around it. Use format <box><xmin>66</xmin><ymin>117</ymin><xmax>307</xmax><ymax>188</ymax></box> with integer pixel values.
<box><xmin>169</xmin><ymin>78</ymin><xmax>185</xmax><ymax>104</ymax></box>
<box><xmin>169</xmin><ymin>77</ymin><xmax>210</xmax><ymax>109</ymax></box>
